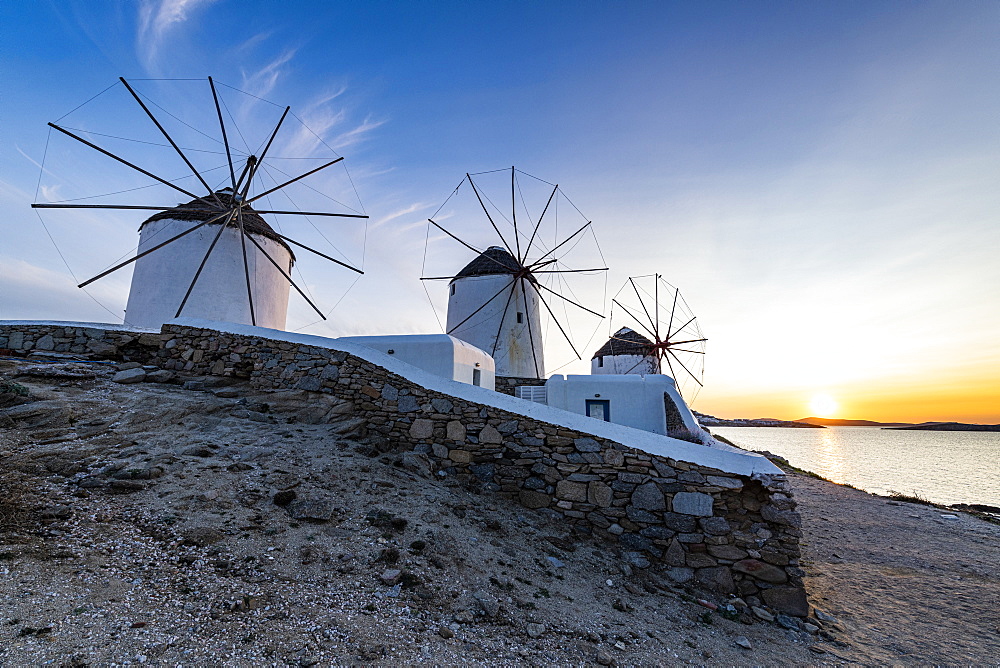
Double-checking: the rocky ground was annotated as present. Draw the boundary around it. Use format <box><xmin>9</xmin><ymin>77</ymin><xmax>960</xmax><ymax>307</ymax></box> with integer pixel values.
<box><xmin>1</xmin><ymin>358</ymin><xmax>998</xmax><ymax>666</ymax></box>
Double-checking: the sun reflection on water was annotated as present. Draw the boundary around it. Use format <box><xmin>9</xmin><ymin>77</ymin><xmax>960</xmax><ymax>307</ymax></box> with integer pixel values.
<box><xmin>815</xmin><ymin>430</ymin><xmax>847</xmax><ymax>484</ymax></box>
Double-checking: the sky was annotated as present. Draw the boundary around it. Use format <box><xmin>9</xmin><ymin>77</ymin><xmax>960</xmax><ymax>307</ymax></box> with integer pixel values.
<box><xmin>1</xmin><ymin>1</ymin><xmax>998</xmax><ymax>423</ymax></box>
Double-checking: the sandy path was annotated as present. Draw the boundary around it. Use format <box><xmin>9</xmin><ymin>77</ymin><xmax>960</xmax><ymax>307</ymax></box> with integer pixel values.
<box><xmin>794</xmin><ymin>473</ymin><xmax>1000</xmax><ymax>664</ymax></box>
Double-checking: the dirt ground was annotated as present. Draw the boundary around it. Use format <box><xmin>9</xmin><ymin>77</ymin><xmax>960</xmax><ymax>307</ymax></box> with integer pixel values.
<box><xmin>1</xmin><ymin>359</ymin><xmax>998</xmax><ymax>666</ymax></box>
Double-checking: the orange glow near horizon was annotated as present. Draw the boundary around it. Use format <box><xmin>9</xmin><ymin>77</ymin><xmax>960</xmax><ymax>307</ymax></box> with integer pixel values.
<box><xmin>808</xmin><ymin>393</ymin><xmax>838</xmax><ymax>418</ymax></box>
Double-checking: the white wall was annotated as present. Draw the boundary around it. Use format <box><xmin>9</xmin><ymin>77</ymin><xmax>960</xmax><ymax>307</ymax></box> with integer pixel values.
<box><xmin>124</xmin><ymin>218</ymin><xmax>292</xmax><ymax>331</ymax></box>
<box><xmin>446</xmin><ymin>273</ymin><xmax>544</xmax><ymax>378</ymax></box>
<box><xmin>337</xmin><ymin>334</ymin><xmax>495</xmax><ymax>390</ymax></box>
<box><xmin>591</xmin><ymin>353</ymin><xmax>659</xmax><ymax>375</ymax></box>
<box><xmin>544</xmin><ymin>374</ymin><xmax>703</xmax><ymax>437</ymax></box>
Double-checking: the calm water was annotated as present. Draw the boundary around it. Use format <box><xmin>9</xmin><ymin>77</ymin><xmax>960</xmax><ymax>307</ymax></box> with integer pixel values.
<box><xmin>712</xmin><ymin>426</ymin><xmax>1000</xmax><ymax>507</ymax></box>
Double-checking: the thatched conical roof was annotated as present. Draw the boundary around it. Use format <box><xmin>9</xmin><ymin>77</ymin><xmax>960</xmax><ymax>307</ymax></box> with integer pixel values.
<box><xmin>592</xmin><ymin>327</ymin><xmax>654</xmax><ymax>359</ymax></box>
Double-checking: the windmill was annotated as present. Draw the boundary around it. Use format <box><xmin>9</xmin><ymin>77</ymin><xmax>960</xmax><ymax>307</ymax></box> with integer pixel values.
<box><xmin>420</xmin><ymin>167</ymin><xmax>607</xmax><ymax>379</ymax></box>
<box><xmin>596</xmin><ymin>274</ymin><xmax>707</xmax><ymax>400</ymax></box>
<box><xmin>30</xmin><ymin>77</ymin><xmax>367</xmax><ymax>330</ymax></box>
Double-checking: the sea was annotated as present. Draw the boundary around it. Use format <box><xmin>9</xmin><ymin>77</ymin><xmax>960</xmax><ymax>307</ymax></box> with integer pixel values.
<box><xmin>711</xmin><ymin>426</ymin><xmax>1000</xmax><ymax>508</ymax></box>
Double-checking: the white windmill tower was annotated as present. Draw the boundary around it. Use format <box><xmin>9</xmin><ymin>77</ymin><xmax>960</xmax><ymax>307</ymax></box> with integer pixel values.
<box><xmin>446</xmin><ymin>245</ymin><xmax>545</xmax><ymax>379</ymax></box>
<box><xmin>422</xmin><ymin>167</ymin><xmax>608</xmax><ymax>381</ymax></box>
<box><xmin>591</xmin><ymin>326</ymin><xmax>658</xmax><ymax>375</ymax></box>
<box><xmin>31</xmin><ymin>77</ymin><xmax>367</xmax><ymax>331</ymax></box>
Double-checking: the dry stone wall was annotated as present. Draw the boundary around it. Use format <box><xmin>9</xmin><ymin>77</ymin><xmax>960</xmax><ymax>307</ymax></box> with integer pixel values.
<box><xmin>0</xmin><ymin>322</ymin><xmax>160</xmax><ymax>362</ymax></box>
<box><xmin>493</xmin><ymin>375</ymin><xmax>547</xmax><ymax>396</ymax></box>
<box><xmin>151</xmin><ymin>323</ymin><xmax>807</xmax><ymax>614</ymax></box>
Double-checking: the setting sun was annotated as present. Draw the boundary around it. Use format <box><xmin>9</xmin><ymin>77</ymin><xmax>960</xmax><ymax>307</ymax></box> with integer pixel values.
<box><xmin>809</xmin><ymin>393</ymin><xmax>839</xmax><ymax>417</ymax></box>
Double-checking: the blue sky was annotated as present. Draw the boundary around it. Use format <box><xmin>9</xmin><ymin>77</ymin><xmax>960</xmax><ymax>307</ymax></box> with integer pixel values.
<box><xmin>2</xmin><ymin>1</ymin><xmax>998</xmax><ymax>421</ymax></box>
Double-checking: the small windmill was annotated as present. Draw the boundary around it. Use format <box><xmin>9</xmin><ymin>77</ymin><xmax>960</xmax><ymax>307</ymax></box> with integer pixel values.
<box><xmin>598</xmin><ymin>274</ymin><xmax>707</xmax><ymax>399</ymax></box>
<box><xmin>31</xmin><ymin>77</ymin><xmax>367</xmax><ymax>330</ymax></box>
<box><xmin>421</xmin><ymin>167</ymin><xmax>607</xmax><ymax>379</ymax></box>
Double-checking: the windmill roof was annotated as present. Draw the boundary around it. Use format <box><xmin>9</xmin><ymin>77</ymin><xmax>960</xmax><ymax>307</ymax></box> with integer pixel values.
<box><xmin>139</xmin><ymin>190</ymin><xmax>294</xmax><ymax>259</ymax></box>
<box><xmin>451</xmin><ymin>246</ymin><xmax>527</xmax><ymax>282</ymax></box>
<box><xmin>592</xmin><ymin>327</ymin><xmax>654</xmax><ymax>359</ymax></box>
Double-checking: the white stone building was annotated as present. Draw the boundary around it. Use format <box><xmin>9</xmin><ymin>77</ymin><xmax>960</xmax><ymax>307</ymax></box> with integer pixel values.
<box><xmin>591</xmin><ymin>327</ymin><xmax>659</xmax><ymax>375</ymax></box>
<box><xmin>337</xmin><ymin>334</ymin><xmax>495</xmax><ymax>390</ymax></box>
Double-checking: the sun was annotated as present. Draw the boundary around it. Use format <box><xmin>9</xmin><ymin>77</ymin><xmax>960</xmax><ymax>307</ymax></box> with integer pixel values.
<box><xmin>809</xmin><ymin>393</ymin><xmax>839</xmax><ymax>418</ymax></box>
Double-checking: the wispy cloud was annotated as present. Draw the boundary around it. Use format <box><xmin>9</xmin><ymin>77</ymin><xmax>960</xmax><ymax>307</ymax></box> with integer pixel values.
<box><xmin>239</xmin><ymin>49</ymin><xmax>297</xmax><ymax>101</ymax></box>
<box><xmin>136</xmin><ymin>0</ymin><xmax>218</xmax><ymax>72</ymax></box>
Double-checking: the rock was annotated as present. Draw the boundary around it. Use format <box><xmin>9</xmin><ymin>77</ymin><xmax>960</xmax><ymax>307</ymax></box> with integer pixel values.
<box><xmin>706</xmin><ymin>475</ymin><xmax>743</xmax><ymax>489</ymax></box>
<box><xmin>664</xmin><ymin>539</ymin><xmax>686</xmax><ymax>566</ymax></box>
<box><xmin>813</xmin><ymin>608</ymin><xmax>838</xmax><ymax>624</ymax></box>
<box><xmin>182</xmin><ymin>380</ymin><xmax>205</xmax><ymax>391</ymax></box>
<box><xmin>273</xmin><ymin>490</ymin><xmax>297</xmax><ymax>506</ymax></box>
<box><xmin>623</xmin><ymin>551</ymin><xmax>650</xmax><ymax>569</ymax></box>
<box><xmin>735</xmin><ymin>636</ymin><xmax>752</xmax><ymax>650</ymax></box>
<box><xmin>400</xmin><ymin>452</ymin><xmax>431</xmax><ymax>476</ymax></box>
<box><xmin>39</xmin><ymin>505</ymin><xmax>71</xmax><ymax>520</ymax></box>
<box><xmin>699</xmin><ymin>516</ymin><xmax>731</xmax><ymax>536</ymax></box>
<box><xmin>519</xmin><ymin>490</ymin><xmax>551</xmax><ymax>509</ymax></box>
<box><xmin>665</xmin><ymin>567</ymin><xmax>693</xmax><ymax>583</ymax></box>
<box><xmin>181</xmin><ymin>446</ymin><xmax>214</xmax><ymax>457</ymax></box>
<box><xmin>752</xmin><ymin>606</ymin><xmax>774</xmax><ymax>622</ymax></box>
<box><xmin>289</xmin><ymin>498</ymin><xmax>335</xmax><ymax>522</ymax></box>
<box><xmin>472</xmin><ymin>590</ymin><xmax>500</xmax><ymax>618</ymax></box>
<box><xmin>182</xmin><ymin>527</ymin><xmax>225</xmax><ymax>546</ymax></box>
<box><xmin>446</xmin><ymin>421</ymin><xmax>466</xmax><ymax>441</ymax></box>
<box><xmin>546</xmin><ymin>556</ymin><xmax>565</xmax><ymax>569</ymax></box>
<box><xmin>112</xmin><ymin>368</ymin><xmax>147</xmax><ymax>384</ymax></box>
<box><xmin>409</xmin><ymin>419</ymin><xmax>434</xmax><ymax>439</ymax></box>
<box><xmin>761</xmin><ymin>505</ymin><xmax>802</xmax><ymax>528</ymax></box>
<box><xmin>685</xmin><ymin>552</ymin><xmax>717</xmax><ymax>568</ymax></box>
<box><xmin>380</xmin><ymin>569</ymin><xmax>402</xmax><ymax>585</ymax></box>
<box><xmin>431</xmin><ymin>397</ymin><xmax>454</xmax><ymax>413</ymax></box>
<box><xmin>381</xmin><ymin>384</ymin><xmax>398</xmax><ymax>400</ymax></box>
<box><xmin>145</xmin><ymin>369</ymin><xmax>175</xmax><ymax>383</ymax></box>
<box><xmin>733</xmin><ymin>559</ymin><xmax>788</xmax><ymax>584</ymax></box>
<box><xmin>479</xmin><ymin>425</ymin><xmax>502</xmax><ymax>444</ymax></box>
<box><xmin>574</xmin><ymin>437</ymin><xmax>601</xmax><ymax>452</ymax></box>
<box><xmin>437</xmin><ymin>625</ymin><xmax>454</xmax><ymax>639</ymax></box>
<box><xmin>109</xmin><ymin>480</ymin><xmax>144</xmax><ymax>493</ymax></box>
<box><xmin>213</xmin><ymin>388</ymin><xmax>239</xmax><ymax>398</ymax></box>
<box><xmin>695</xmin><ymin>566</ymin><xmax>735</xmax><ymax>594</ymax></box>
<box><xmin>526</xmin><ymin>622</ymin><xmax>545</xmax><ymax>638</ymax></box>
<box><xmin>555</xmin><ymin>481</ymin><xmax>588</xmax><ymax>502</ymax></box>
<box><xmin>776</xmin><ymin>614</ymin><xmax>798</xmax><ymax>630</ymax></box>
<box><xmin>671</xmin><ymin>492</ymin><xmax>714</xmax><ymax>517</ymax></box>
<box><xmin>588</xmin><ymin>481</ymin><xmax>613</xmax><ymax>507</ymax></box>
<box><xmin>596</xmin><ymin>649</ymin><xmax>614</xmax><ymax>666</ymax></box>
<box><xmin>448</xmin><ymin>449</ymin><xmax>472</xmax><ymax>464</ymax></box>
<box><xmin>762</xmin><ymin>586</ymin><xmax>810</xmax><ymax>617</ymax></box>
<box><xmin>707</xmin><ymin>544</ymin><xmax>749</xmax><ymax>561</ymax></box>
<box><xmin>803</xmin><ymin>622</ymin><xmax>819</xmax><ymax>633</ymax></box>
<box><xmin>662</xmin><ymin>512</ymin><xmax>697</xmax><ymax>533</ymax></box>
<box><xmin>631</xmin><ymin>482</ymin><xmax>665</xmax><ymax>511</ymax></box>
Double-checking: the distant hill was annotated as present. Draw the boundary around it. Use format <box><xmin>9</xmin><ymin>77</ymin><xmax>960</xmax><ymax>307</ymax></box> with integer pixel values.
<box><xmin>885</xmin><ymin>422</ymin><xmax>1000</xmax><ymax>432</ymax></box>
<box><xmin>797</xmin><ymin>417</ymin><xmax>913</xmax><ymax>427</ymax></box>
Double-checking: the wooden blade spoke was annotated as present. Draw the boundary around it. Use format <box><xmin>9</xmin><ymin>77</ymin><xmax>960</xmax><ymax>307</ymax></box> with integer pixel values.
<box><xmin>665</xmin><ymin>338</ymin><xmax>707</xmax><ymax>346</ymax></box>
<box><xmin>252</xmin><ymin>209</ymin><xmax>368</xmax><ymax>219</ymax></box>
<box><xmin>665</xmin><ymin>348</ymin><xmax>706</xmax><ymax>355</ymax></box>
<box><xmin>246</xmin><ymin>156</ymin><xmax>343</xmax><ymax>204</ymax></box>
<box><xmin>207</xmin><ymin>76</ymin><xmax>238</xmax><ymax>193</ymax></box>
<box><xmin>535</xmin><ymin>282</ymin><xmax>603</xmax><ymax>318</ymax></box>
<box><xmin>523</xmin><ymin>183</ymin><xmax>557</xmax><ymax>263</ymax></box>
<box><xmin>235</xmin><ymin>208</ymin><xmax>256</xmax><ymax>326</ymax></box>
<box><xmin>428</xmin><ymin>219</ymin><xmax>483</xmax><ymax>257</ymax></box>
<box><xmin>49</xmin><ymin>123</ymin><xmax>205</xmax><ymax>202</ymax></box>
<box><xmin>630</xmin><ymin>276</ymin><xmax>657</xmax><ymax>337</ymax></box>
<box><xmin>662</xmin><ymin>349</ymin><xmax>677</xmax><ymax>381</ymax></box>
<box><xmin>33</xmin><ymin>204</ymin><xmax>200</xmax><ymax>212</ymax></box>
<box><xmin>668</xmin><ymin>316</ymin><xmax>697</xmax><ymax>340</ymax></box>
<box><xmin>611</xmin><ymin>299</ymin><xmax>657</xmax><ymax>339</ymax></box>
<box><xmin>175</xmin><ymin>211</ymin><xmax>234</xmax><ymax>318</ymax></box>
<box><xmin>491</xmin><ymin>275</ymin><xmax>520</xmax><ymax>357</ymax></box>
<box><xmin>519</xmin><ymin>277</ymin><xmax>543</xmax><ymax>377</ymax></box>
<box><xmin>241</xmin><ymin>106</ymin><xmax>290</xmax><ymax>200</ymax></box>
<box><xmin>120</xmin><ymin>78</ymin><xmax>222</xmax><ymax>209</ymax></box>
<box><xmin>467</xmin><ymin>173</ymin><xmax>515</xmax><ymax>259</ymax></box>
<box><xmin>243</xmin><ymin>231</ymin><xmax>326</xmax><ymax>320</ymax></box>
<box><xmin>528</xmin><ymin>220</ymin><xmax>592</xmax><ymax>268</ymax></box>
<box><xmin>526</xmin><ymin>279</ymin><xmax>580</xmax><ymax>360</ymax></box>
<box><xmin>77</xmin><ymin>210</ymin><xmax>232</xmax><ymax>288</ymax></box>
<box><xmin>667</xmin><ymin>349</ymin><xmax>703</xmax><ymax>387</ymax></box>
<box><xmin>666</xmin><ymin>286</ymin><xmax>679</xmax><ymax>343</ymax></box>
<box><xmin>272</xmin><ymin>233</ymin><xmax>363</xmax><ymax>274</ymax></box>
<box><xmin>445</xmin><ymin>277</ymin><xmax>516</xmax><ymax>336</ymax></box>
<box><xmin>511</xmin><ymin>167</ymin><xmax>521</xmax><ymax>262</ymax></box>
<box><xmin>531</xmin><ymin>267</ymin><xmax>608</xmax><ymax>274</ymax></box>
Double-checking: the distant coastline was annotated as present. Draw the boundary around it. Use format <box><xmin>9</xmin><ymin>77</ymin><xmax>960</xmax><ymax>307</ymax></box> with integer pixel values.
<box><xmin>699</xmin><ymin>413</ymin><xmax>1000</xmax><ymax>432</ymax></box>
<box><xmin>885</xmin><ymin>422</ymin><xmax>1000</xmax><ymax>432</ymax></box>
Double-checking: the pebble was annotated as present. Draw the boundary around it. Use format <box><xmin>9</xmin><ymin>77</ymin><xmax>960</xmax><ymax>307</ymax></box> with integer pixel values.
<box><xmin>814</xmin><ymin>609</ymin><xmax>839</xmax><ymax>624</ymax></box>
<box><xmin>546</xmin><ymin>556</ymin><xmax>565</xmax><ymax>569</ymax></box>
<box><xmin>112</xmin><ymin>368</ymin><xmax>146</xmax><ymax>384</ymax></box>
<box><xmin>380</xmin><ymin>569</ymin><xmax>402</xmax><ymax>585</ymax></box>
<box><xmin>752</xmin><ymin>606</ymin><xmax>774</xmax><ymax>622</ymax></box>
<box><xmin>438</xmin><ymin>625</ymin><xmax>454</xmax><ymax>639</ymax></box>
<box><xmin>526</xmin><ymin>623</ymin><xmax>545</xmax><ymax>638</ymax></box>
<box><xmin>735</xmin><ymin>636</ymin><xmax>752</xmax><ymax>649</ymax></box>
<box><xmin>596</xmin><ymin>649</ymin><xmax>615</xmax><ymax>665</ymax></box>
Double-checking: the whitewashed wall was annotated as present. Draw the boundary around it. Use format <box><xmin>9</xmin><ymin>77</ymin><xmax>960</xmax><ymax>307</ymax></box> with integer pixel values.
<box><xmin>124</xmin><ymin>218</ymin><xmax>292</xmax><ymax>331</ymax></box>
<box><xmin>338</xmin><ymin>334</ymin><xmax>496</xmax><ymax>390</ymax></box>
<box><xmin>591</xmin><ymin>353</ymin><xmax>659</xmax><ymax>375</ymax></box>
<box><xmin>446</xmin><ymin>273</ymin><xmax>544</xmax><ymax>379</ymax></box>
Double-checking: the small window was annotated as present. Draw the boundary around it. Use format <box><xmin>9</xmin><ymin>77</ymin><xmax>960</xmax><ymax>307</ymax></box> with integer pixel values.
<box><xmin>516</xmin><ymin>312</ymin><xmax>523</xmax><ymax>324</ymax></box>
<box><xmin>586</xmin><ymin>399</ymin><xmax>611</xmax><ymax>422</ymax></box>
<box><xmin>597</xmin><ymin>356</ymin><xmax>604</xmax><ymax>368</ymax></box>
<box><xmin>450</xmin><ymin>284</ymin><xmax>456</xmax><ymax>296</ymax></box>
<box><xmin>472</xmin><ymin>368</ymin><xmax>482</xmax><ymax>386</ymax></box>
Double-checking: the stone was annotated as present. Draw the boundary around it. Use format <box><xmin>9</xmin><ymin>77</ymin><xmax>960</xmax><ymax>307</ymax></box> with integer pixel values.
<box><xmin>813</xmin><ymin>609</ymin><xmax>838</xmax><ymax>624</ymax></box>
<box><xmin>664</xmin><ymin>539</ymin><xmax>686</xmax><ymax>566</ymax></box>
<box><xmin>665</xmin><ymin>567</ymin><xmax>693</xmax><ymax>583</ymax></box>
<box><xmin>519</xmin><ymin>490</ymin><xmax>551</xmax><ymax>509</ymax></box>
<box><xmin>525</xmin><ymin>623</ymin><xmax>545</xmax><ymax>638</ymax></box>
<box><xmin>696</xmin><ymin>566</ymin><xmax>735</xmax><ymax>594</ymax></box>
<box><xmin>379</xmin><ymin>568</ymin><xmax>402</xmax><ymax>585</ymax></box>
<box><xmin>295</xmin><ymin>377</ymin><xmax>322</xmax><ymax>391</ymax></box>
<box><xmin>639</xmin><ymin>526</ymin><xmax>674</xmax><ymax>540</ymax></box>
<box><xmin>671</xmin><ymin>492</ymin><xmax>714</xmax><ymax>517</ymax></box>
<box><xmin>446</xmin><ymin>421</ymin><xmax>466</xmax><ymax>441</ymax></box>
<box><xmin>472</xmin><ymin>591</ymin><xmax>499</xmax><ymax>618</ymax></box>
<box><xmin>603</xmin><ymin>449</ymin><xmax>624</xmax><ymax>466</ymax></box>
<box><xmin>397</xmin><ymin>395</ymin><xmax>420</xmax><ymax>412</ymax></box>
<box><xmin>619</xmin><ymin>533</ymin><xmax>655</xmax><ymax>554</ymax></box>
<box><xmin>700</xmin><ymin>516</ymin><xmax>731</xmax><ymax>535</ymax></box>
<box><xmin>555</xmin><ymin>481</ymin><xmax>588</xmax><ymax>502</ymax></box>
<box><xmin>409</xmin><ymin>419</ymin><xmax>434</xmax><ymax>439</ymax></box>
<box><xmin>776</xmin><ymin>614</ymin><xmax>798</xmax><ymax>630</ymax></box>
<box><xmin>631</xmin><ymin>482</ymin><xmax>665</xmax><ymax>511</ymax></box>
<box><xmin>707</xmin><ymin>544</ymin><xmax>749</xmax><ymax>561</ymax></box>
<box><xmin>449</xmin><ymin>449</ymin><xmax>472</xmax><ymax>464</ymax></box>
<box><xmin>735</xmin><ymin>636</ymin><xmax>752</xmax><ymax>650</ymax></box>
<box><xmin>761</xmin><ymin>505</ymin><xmax>802</xmax><ymax>528</ymax></box>
<box><xmin>320</xmin><ymin>364</ymin><xmax>339</xmax><ymax>380</ymax></box>
<box><xmin>706</xmin><ymin>475</ymin><xmax>743</xmax><ymax>489</ymax></box>
<box><xmin>574</xmin><ymin>437</ymin><xmax>601</xmax><ymax>452</ymax></box>
<box><xmin>381</xmin><ymin>384</ymin><xmax>399</xmax><ymax>400</ymax></box>
<box><xmin>470</xmin><ymin>463</ymin><xmax>495</xmax><ymax>482</ymax></box>
<box><xmin>438</xmin><ymin>625</ymin><xmax>454</xmax><ymax>639</ymax></box>
<box><xmin>625</xmin><ymin>506</ymin><xmax>658</xmax><ymax>523</ymax></box>
<box><xmin>677</xmin><ymin>470</ymin><xmax>705</xmax><ymax>483</ymax></box>
<box><xmin>685</xmin><ymin>553</ymin><xmax>717</xmax><ymax>568</ymax></box>
<box><xmin>431</xmin><ymin>397</ymin><xmax>454</xmax><ymax>413</ymax></box>
<box><xmin>182</xmin><ymin>527</ymin><xmax>224</xmax><ymax>546</ymax></box>
<box><xmin>289</xmin><ymin>499</ymin><xmax>335</xmax><ymax>522</ymax></box>
<box><xmin>479</xmin><ymin>425</ymin><xmax>503</xmax><ymax>444</ymax></box>
<box><xmin>86</xmin><ymin>339</ymin><xmax>117</xmax><ymax>355</ymax></box>
<box><xmin>400</xmin><ymin>452</ymin><xmax>431</xmax><ymax>476</ymax></box>
<box><xmin>581</xmin><ymin>481</ymin><xmax>612</xmax><ymax>506</ymax></box>
<box><xmin>112</xmin><ymin>368</ymin><xmax>147</xmax><ymax>384</ymax></box>
<box><xmin>432</xmin><ymin>443</ymin><xmax>449</xmax><ymax>459</ymax></box>
<box><xmin>662</xmin><ymin>512</ymin><xmax>697</xmax><ymax>533</ymax></box>
<box><xmin>145</xmin><ymin>369</ymin><xmax>175</xmax><ymax>383</ymax></box>
<box><xmin>752</xmin><ymin>606</ymin><xmax>774</xmax><ymax>622</ymax></box>
<box><xmin>733</xmin><ymin>559</ymin><xmax>788</xmax><ymax>584</ymax></box>
<box><xmin>214</xmin><ymin>388</ymin><xmax>239</xmax><ymax>398</ymax></box>
<box><xmin>762</xmin><ymin>587</ymin><xmax>809</xmax><ymax>617</ymax></box>
<box><xmin>35</xmin><ymin>334</ymin><xmax>55</xmax><ymax>350</ymax></box>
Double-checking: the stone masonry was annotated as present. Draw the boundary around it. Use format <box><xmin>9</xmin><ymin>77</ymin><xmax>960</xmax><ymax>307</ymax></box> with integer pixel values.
<box><xmin>0</xmin><ymin>321</ymin><xmax>807</xmax><ymax>614</ymax></box>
